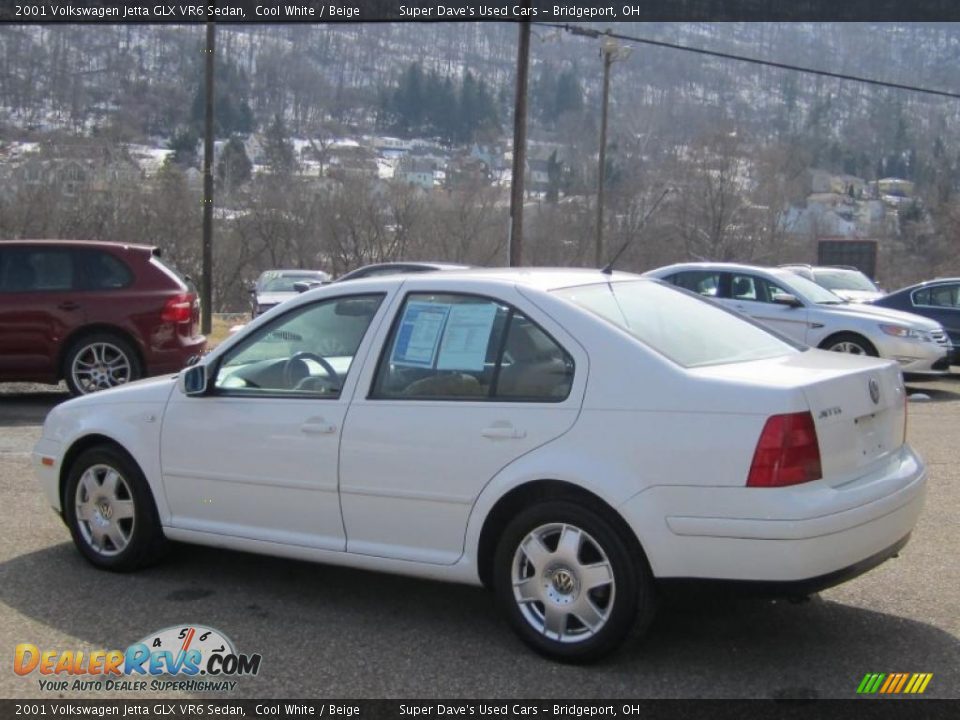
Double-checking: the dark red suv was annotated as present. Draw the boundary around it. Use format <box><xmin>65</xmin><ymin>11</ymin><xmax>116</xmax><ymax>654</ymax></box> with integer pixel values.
<box><xmin>0</xmin><ymin>240</ymin><xmax>205</xmax><ymax>395</ymax></box>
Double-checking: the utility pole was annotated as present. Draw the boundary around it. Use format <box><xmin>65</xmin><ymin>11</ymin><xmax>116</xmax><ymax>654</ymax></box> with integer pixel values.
<box><xmin>509</xmin><ymin>14</ymin><xmax>531</xmax><ymax>267</ymax></box>
<box><xmin>201</xmin><ymin>21</ymin><xmax>215</xmax><ymax>335</ymax></box>
<box><xmin>595</xmin><ymin>35</ymin><xmax>630</xmax><ymax>268</ymax></box>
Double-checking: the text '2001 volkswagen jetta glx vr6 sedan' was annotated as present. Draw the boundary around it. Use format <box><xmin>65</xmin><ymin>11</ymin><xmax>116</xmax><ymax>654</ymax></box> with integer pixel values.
<box><xmin>34</xmin><ymin>269</ymin><xmax>926</xmax><ymax>661</ymax></box>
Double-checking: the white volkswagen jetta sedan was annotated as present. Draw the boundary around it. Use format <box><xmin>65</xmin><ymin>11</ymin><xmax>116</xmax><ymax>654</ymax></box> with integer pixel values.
<box><xmin>645</xmin><ymin>262</ymin><xmax>950</xmax><ymax>374</ymax></box>
<box><xmin>34</xmin><ymin>269</ymin><xmax>926</xmax><ymax>661</ymax></box>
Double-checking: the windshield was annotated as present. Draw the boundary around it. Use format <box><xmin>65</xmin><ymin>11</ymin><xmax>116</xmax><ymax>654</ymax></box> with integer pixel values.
<box><xmin>778</xmin><ymin>272</ymin><xmax>846</xmax><ymax>304</ymax></box>
<box><xmin>814</xmin><ymin>269</ymin><xmax>878</xmax><ymax>292</ymax></box>
<box><xmin>553</xmin><ymin>280</ymin><xmax>798</xmax><ymax>368</ymax></box>
<box><xmin>258</xmin><ymin>272</ymin><xmax>327</xmax><ymax>292</ymax></box>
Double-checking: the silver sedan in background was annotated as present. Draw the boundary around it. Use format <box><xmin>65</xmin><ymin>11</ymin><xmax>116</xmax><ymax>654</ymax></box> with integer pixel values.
<box><xmin>645</xmin><ymin>262</ymin><xmax>951</xmax><ymax>374</ymax></box>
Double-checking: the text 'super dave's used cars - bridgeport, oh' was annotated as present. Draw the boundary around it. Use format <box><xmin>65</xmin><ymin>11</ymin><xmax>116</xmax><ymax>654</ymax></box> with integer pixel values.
<box><xmin>33</xmin><ymin>268</ymin><xmax>926</xmax><ymax>661</ymax></box>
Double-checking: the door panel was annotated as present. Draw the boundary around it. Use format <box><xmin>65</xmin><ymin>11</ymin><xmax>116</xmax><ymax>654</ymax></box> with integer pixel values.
<box><xmin>721</xmin><ymin>273</ymin><xmax>810</xmax><ymax>344</ymax></box>
<box><xmin>160</xmin><ymin>293</ymin><xmax>387</xmax><ymax>550</ymax></box>
<box><xmin>339</xmin><ymin>292</ymin><xmax>585</xmax><ymax>564</ymax></box>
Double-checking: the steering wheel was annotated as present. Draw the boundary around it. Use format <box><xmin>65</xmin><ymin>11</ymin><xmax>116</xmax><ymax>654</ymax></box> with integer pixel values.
<box><xmin>283</xmin><ymin>352</ymin><xmax>341</xmax><ymax>390</ymax></box>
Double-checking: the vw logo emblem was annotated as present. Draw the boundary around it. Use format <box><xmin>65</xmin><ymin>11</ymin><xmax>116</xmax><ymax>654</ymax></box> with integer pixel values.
<box><xmin>869</xmin><ymin>378</ymin><xmax>881</xmax><ymax>405</ymax></box>
<box><xmin>552</xmin><ymin>569</ymin><xmax>576</xmax><ymax>595</ymax></box>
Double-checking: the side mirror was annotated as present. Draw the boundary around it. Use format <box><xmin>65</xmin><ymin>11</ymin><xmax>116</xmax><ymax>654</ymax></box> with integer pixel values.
<box><xmin>293</xmin><ymin>281</ymin><xmax>311</xmax><ymax>293</ymax></box>
<box><xmin>181</xmin><ymin>364</ymin><xmax>208</xmax><ymax>396</ymax></box>
<box><xmin>772</xmin><ymin>292</ymin><xmax>802</xmax><ymax>308</ymax></box>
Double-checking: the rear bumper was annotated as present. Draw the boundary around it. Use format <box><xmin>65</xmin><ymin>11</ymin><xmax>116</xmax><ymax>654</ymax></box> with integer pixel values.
<box><xmin>146</xmin><ymin>335</ymin><xmax>206</xmax><ymax>375</ymax></box>
<box><xmin>620</xmin><ymin>445</ymin><xmax>926</xmax><ymax>583</ymax></box>
<box><xmin>659</xmin><ymin>533</ymin><xmax>911</xmax><ymax>597</ymax></box>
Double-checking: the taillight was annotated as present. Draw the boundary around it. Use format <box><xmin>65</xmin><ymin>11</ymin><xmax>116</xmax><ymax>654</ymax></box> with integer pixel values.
<box><xmin>747</xmin><ymin>411</ymin><xmax>822</xmax><ymax>488</ymax></box>
<box><xmin>903</xmin><ymin>393</ymin><xmax>908</xmax><ymax>445</ymax></box>
<box><xmin>161</xmin><ymin>293</ymin><xmax>195</xmax><ymax>324</ymax></box>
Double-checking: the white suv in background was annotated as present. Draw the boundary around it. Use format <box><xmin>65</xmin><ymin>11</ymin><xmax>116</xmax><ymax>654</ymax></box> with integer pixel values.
<box><xmin>645</xmin><ymin>263</ymin><xmax>951</xmax><ymax>374</ymax></box>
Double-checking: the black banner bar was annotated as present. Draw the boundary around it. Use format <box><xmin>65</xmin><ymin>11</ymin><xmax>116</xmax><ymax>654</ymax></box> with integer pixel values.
<box><xmin>4</xmin><ymin>0</ymin><xmax>960</xmax><ymax>23</ymax></box>
<box><xmin>1</xmin><ymin>700</ymin><xmax>958</xmax><ymax>720</ymax></box>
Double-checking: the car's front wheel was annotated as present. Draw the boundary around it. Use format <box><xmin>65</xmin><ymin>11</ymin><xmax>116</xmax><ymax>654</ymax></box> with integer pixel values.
<box><xmin>820</xmin><ymin>332</ymin><xmax>878</xmax><ymax>357</ymax></box>
<box><xmin>493</xmin><ymin>500</ymin><xmax>654</xmax><ymax>662</ymax></box>
<box><xmin>63</xmin><ymin>446</ymin><xmax>167</xmax><ymax>571</ymax></box>
<box><xmin>64</xmin><ymin>333</ymin><xmax>142</xmax><ymax>396</ymax></box>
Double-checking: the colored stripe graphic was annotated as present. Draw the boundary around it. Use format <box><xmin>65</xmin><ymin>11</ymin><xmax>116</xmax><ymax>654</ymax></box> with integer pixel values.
<box><xmin>857</xmin><ymin>673</ymin><xmax>932</xmax><ymax>694</ymax></box>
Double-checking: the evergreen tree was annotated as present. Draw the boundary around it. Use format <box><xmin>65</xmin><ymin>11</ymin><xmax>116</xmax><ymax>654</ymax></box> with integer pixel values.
<box><xmin>263</xmin><ymin>114</ymin><xmax>296</xmax><ymax>175</ymax></box>
<box><xmin>554</xmin><ymin>69</ymin><xmax>583</xmax><ymax>117</ymax></box>
<box><xmin>217</xmin><ymin>136</ymin><xmax>252</xmax><ymax>192</ymax></box>
<box><xmin>168</xmin><ymin>127</ymin><xmax>199</xmax><ymax>168</ymax></box>
<box><xmin>191</xmin><ymin>56</ymin><xmax>254</xmax><ymax>138</ymax></box>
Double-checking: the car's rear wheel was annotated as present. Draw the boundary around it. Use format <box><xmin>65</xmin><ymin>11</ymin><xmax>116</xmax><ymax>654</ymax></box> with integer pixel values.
<box><xmin>64</xmin><ymin>333</ymin><xmax>142</xmax><ymax>396</ymax></box>
<box><xmin>820</xmin><ymin>332</ymin><xmax>878</xmax><ymax>357</ymax></box>
<box><xmin>493</xmin><ymin>500</ymin><xmax>654</xmax><ymax>662</ymax></box>
<box><xmin>63</xmin><ymin>446</ymin><xmax>166</xmax><ymax>571</ymax></box>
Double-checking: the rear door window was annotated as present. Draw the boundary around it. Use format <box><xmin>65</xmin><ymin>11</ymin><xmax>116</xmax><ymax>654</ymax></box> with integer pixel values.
<box><xmin>77</xmin><ymin>250</ymin><xmax>133</xmax><ymax>290</ymax></box>
<box><xmin>372</xmin><ymin>293</ymin><xmax>573</xmax><ymax>401</ymax></box>
<box><xmin>0</xmin><ymin>248</ymin><xmax>75</xmax><ymax>292</ymax></box>
<box><xmin>667</xmin><ymin>270</ymin><xmax>722</xmax><ymax>297</ymax></box>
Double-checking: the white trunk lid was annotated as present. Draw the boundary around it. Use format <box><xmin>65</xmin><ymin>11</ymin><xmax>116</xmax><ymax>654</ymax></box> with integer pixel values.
<box><xmin>801</xmin><ymin>359</ymin><xmax>906</xmax><ymax>485</ymax></box>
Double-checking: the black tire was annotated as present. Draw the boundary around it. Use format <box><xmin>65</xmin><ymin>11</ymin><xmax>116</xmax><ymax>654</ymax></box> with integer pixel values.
<box><xmin>63</xmin><ymin>333</ymin><xmax>142</xmax><ymax>396</ymax></box>
<box><xmin>493</xmin><ymin>499</ymin><xmax>655</xmax><ymax>663</ymax></box>
<box><xmin>818</xmin><ymin>332</ymin><xmax>878</xmax><ymax>357</ymax></box>
<box><xmin>62</xmin><ymin>445</ymin><xmax>167</xmax><ymax>572</ymax></box>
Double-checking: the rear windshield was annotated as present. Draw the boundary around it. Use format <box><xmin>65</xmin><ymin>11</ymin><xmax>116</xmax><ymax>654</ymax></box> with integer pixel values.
<box><xmin>814</xmin><ymin>269</ymin><xmax>878</xmax><ymax>292</ymax></box>
<box><xmin>258</xmin><ymin>271</ymin><xmax>328</xmax><ymax>292</ymax></box>
<box><xmin>150</xmin><ymin>255</ymin><xmax>195</xmax><ymax>293</ymax></box>
<box><xmin>553</xmin><ymin>280</ymin><xmax>799</xmax><ymax>368</ymax></box>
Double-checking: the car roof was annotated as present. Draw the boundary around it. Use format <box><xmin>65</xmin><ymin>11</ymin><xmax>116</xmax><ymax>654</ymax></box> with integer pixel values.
<box><xmin>258</xmin><ymin>269</ymin><xmax>328</xmax><ymax>276</ymax></box>
<box><xmin>0</xmin><ymin>239</ymin><xmax>156</xmax><ymax>253</ymax></box>
<box><xmin>647</xmin><ymin>261</ymin><xmax>793</xmax><ymax>278</ymax></box>
<box><xmin>333</xmin><ymin>267</ymin><xmax>643</xmax><ymax>292</ymax></box>
<box><xmin>888</xmin><ymin>277</ymin><xmax>960</xmax><ymax>294</ymax></box>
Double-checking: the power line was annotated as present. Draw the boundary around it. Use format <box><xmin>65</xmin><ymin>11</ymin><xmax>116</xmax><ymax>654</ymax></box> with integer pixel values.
<box><xmin>533</xmin><ymin>22</ymin><xmax>960</xmax><ymax>101</ymax></box>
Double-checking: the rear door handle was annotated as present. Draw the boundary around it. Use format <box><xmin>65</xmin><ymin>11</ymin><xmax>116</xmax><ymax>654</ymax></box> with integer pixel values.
<box><xmin>301</xmin><ymin>419</ymin><xmax>338</xmax><ymax>435</ymax></box>
<box><xmin>58</xmin><ymin>301</ymin><xmax>80</xmax><ymax>311</ymax></box>
<box><xmin>481</xmin><ymin>425</ymin><xmax>527</xmax><ymax>440</ymax></box>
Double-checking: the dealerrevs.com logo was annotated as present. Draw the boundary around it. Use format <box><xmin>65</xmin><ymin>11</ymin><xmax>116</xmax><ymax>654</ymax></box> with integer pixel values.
<box><xmin>14</xmin><ymin>625</ymin><xmax>262</xmax><ymax>693</ymax></box>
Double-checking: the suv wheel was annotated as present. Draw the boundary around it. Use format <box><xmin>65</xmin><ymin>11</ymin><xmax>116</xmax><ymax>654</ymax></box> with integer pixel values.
<box><xmin>493</xmin><ymin>500</ymin><xmax>655</xmax><ymax>662</ymax></box>
<box><xmin>64</xmin><ymin>334</ymin><xmax>142</xmax><ymax>396</ymax></box>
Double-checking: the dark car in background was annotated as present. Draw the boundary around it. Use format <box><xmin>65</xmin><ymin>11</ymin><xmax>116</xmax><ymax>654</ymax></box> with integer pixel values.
<box><xmin>872</xmin><ymin>278</ymin><xmax>960</xmax><ymax>365</ymax></box>
<box><xmin>0</xmin><ymin>240</ymin><xmax>205</xmax><ymax>395</ymax></box>
<box><xmin>250</xmin><ymin>269</ymin><xmax>331</xmax><ymax>317</ymax></box>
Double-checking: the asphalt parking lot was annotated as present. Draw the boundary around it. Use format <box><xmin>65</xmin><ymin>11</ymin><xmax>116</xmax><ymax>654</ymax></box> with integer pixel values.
<box><xmin>0</xmin><ymin>377</ymin><xmax>957</xmax><ymax>700</ymax></box>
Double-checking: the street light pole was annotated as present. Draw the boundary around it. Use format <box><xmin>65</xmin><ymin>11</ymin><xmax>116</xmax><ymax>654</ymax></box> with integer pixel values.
<box><xmin>594</xmin><ymin>36</ymin><xmax>630</xmax><ymax>268</ymax></box>
<box><xmin>509</xmin><ymin>14</ymin><xmax>531</xmax><ymax>268</ymax></box>
<box><xmin>595</xmin><ymin>50</ymin><xmax>612</xmax><ymax>268</ymax></box>
<box><xmin>201</xmin><ymin>21</ymin><xmax>215</xmax><ymax>335</ymax></box>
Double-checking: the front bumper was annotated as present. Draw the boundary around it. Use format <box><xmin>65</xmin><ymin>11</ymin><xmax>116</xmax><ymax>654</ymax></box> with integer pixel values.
<box><xmin>620</xmin><ymin>444</ymin><xmax>926</xmax><ymax>584</ymax></box>
<box><xmin>880</xmin><ymin>336</ymin><xmax>950</xmax><ymax>374</ymax></box>
<box><xmin>33</xmin><ymin>436</ymin><xmax>64</xmax><ymax>513</ymax></box>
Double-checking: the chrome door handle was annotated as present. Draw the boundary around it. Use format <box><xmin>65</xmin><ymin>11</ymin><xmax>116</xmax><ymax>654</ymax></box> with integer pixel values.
<box><xmin>301</xmin><ymin>420</ymin><xmax>337</xmax><ymax>435</ymax></box>
<box><xmin>481</xmin><ymin>426</ymin><xmax>526</xmax><ymax>440</ymax></box>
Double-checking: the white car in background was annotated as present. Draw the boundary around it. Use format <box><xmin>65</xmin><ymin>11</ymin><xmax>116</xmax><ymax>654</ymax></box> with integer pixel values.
<box><xmin>249</xmin><ymin>269</ymin><xmax>331</xmax><ymax>317</ymax></box>
<box><xmin>34</xmin><ymin>269</ymin><xmax>926</xmax><ymax>661</ymax></box>
<box><xmin>780</xmin><ymin>264</ymin><xmax>885</xmax><ymax>303</ymax></box>
<box><xmin>645</xmin><ymin>263</ymin><xmax>950</xmax><ymax>374</ymax></box>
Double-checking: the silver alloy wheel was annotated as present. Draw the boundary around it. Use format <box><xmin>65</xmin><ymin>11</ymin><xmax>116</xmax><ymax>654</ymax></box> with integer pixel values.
<box><xmin>71</xmin><ymin>342</ymin><xmax>132</xmax><ymax>393</ymax></box>
<box><xmin>74</xmin><ymin>464</ymin><xmax>136</xmax><ymax>557</ymax></box>
<box><xmin>511</xmin><ymin>523</ymin><xmax>616</xmax><ymax>644</ymax></box>
<box><xmin>828</xmin><ymin>341</ymin><xmax>867</xmax><ymax>355</ymax></box>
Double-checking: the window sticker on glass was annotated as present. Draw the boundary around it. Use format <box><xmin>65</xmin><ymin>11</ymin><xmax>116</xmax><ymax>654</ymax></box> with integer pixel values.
<box><xmin>391</xmin><ymin>302</ymin><xmax>450</xmax><ymax>367</ymax></box>
<box><xmin>437</xmin><ymin>303</ymin><xmax>498</xmax><ymax>372</ymax></box>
